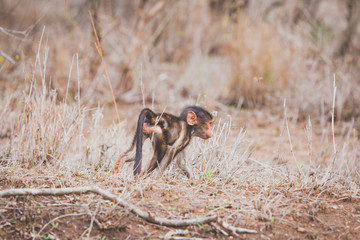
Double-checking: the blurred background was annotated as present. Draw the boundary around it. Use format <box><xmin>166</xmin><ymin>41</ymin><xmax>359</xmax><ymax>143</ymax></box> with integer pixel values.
<box><xmin>1</xmin><ymin>3</ymin><xmax>360</xmax><ymax>238</ymax></box>
<box><xmin>1</xmin><ymin>0</ymin><xmax>359</xmax><ymax>121</ymax></box>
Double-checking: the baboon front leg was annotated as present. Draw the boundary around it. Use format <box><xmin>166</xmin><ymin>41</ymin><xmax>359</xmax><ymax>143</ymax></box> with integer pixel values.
<box><xmin>153</xmin><ymin>147</ymin><xmax>178</xmax><ymax>178</ymax></box>
<box><xmin>176</xmin><ymin>152</ymin><xmax>193</xmax><ymax>179</ymax></box>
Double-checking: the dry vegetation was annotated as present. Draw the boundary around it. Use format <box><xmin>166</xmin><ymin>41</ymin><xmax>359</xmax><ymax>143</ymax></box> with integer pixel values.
<box><xmin>1</xmin><ymin>0</ymin><xmax>360</xmax><ymax>239</ymax></box>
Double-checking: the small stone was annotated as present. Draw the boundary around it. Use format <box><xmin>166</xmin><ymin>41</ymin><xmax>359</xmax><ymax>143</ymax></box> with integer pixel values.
<box><xmin>328</xmin><ymin>225</ymin><xmax>339</xmax><ymax>231</ymax></box>
<box><xmin>297</xmin><ymin>227</ymin><xmax>306</xmax><ymax>232</ymax></box>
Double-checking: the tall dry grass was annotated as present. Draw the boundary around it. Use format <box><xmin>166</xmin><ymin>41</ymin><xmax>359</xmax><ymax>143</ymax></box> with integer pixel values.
<box><xmin>1</xmin><ymin>1</ymin><xmax>359</xmax><ymax>122</ymax></box>
<box><xmin>0</xmin><ymin>35</ymin><xmax>129</xmax><ymax>175</ymax></box>
<box><xmin>225</xmin><ymin>16</ymin><xmax>308</xmax><ymax>108</ymax></box>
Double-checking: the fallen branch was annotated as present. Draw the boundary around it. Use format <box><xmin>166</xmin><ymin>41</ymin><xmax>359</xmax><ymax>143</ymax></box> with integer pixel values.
<box><xmin>0</xmin><ymin>186</ymin><xmax>257</xmax><ymax>234</ymax></box>
<box><xmin>0</xmin><ymin>186</ymin><xmax>214</xmax><ymax>226</ymax></box>
<box><xmin>218</xmin><ymin>219</ymin><xmax>258</xmax><ymax>235</ymax></box>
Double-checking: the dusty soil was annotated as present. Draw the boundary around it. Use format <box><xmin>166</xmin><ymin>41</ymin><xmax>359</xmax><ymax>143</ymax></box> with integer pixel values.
<box><xmin>1</xmin><ymin>175</ymin><xmax>359</xmax><ymax>240</ymax></box>
<box><xmin>1</xmin><ymin>109</ymin><xmax>359</xmax><ymax>239</ymax></box>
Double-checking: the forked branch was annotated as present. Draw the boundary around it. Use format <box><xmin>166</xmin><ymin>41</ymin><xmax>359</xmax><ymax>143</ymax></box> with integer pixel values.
<box><xmin>0</xmin><ymin>186</ymin><xmax>257</xmax><ymax>234</ymax></box>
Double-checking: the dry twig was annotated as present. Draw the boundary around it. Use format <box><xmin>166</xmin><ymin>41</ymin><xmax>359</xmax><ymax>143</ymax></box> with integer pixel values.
<box><xmin>0</xmin><ymin>186</ymin><xmax>257</xmax><ymax>235</ymax></box>
<box><xmin>217</xmin><ymin>218</ymin><xmax>258</xmax><ymax>235</ymax></box>
<box><xmin>89</xmin><ymin>12</ymin><xmax>121</xmax><ymax>124</ymax></box>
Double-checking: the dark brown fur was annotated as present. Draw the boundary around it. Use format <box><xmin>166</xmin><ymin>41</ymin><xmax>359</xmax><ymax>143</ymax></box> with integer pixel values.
<box><xmin>112</xmin><ymin>106</ymin><xmax>213</xmax><ymax>178</ymax></box>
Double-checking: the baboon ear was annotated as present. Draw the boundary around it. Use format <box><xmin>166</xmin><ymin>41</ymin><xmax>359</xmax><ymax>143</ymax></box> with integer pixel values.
<box><xmin>186</xmin><ymin>111</ymin><xmax>198</xmax><ymax>126</ymax></box>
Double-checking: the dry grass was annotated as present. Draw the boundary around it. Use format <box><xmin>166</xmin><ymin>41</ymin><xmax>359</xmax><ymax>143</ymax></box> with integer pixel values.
<box><xmin>0</xmin><ymin>1</ymin><xmax>360</xmax><ymax>239</ymax></box>
<box><xmin>1</xmin><ymin>1</ymin><xmax>359</xmax><ymax>119</ymax></box>
<box><xmin>225</xmin><ymin>16</ymin><xmax>307</xmax><ymax>108</ymax></box>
